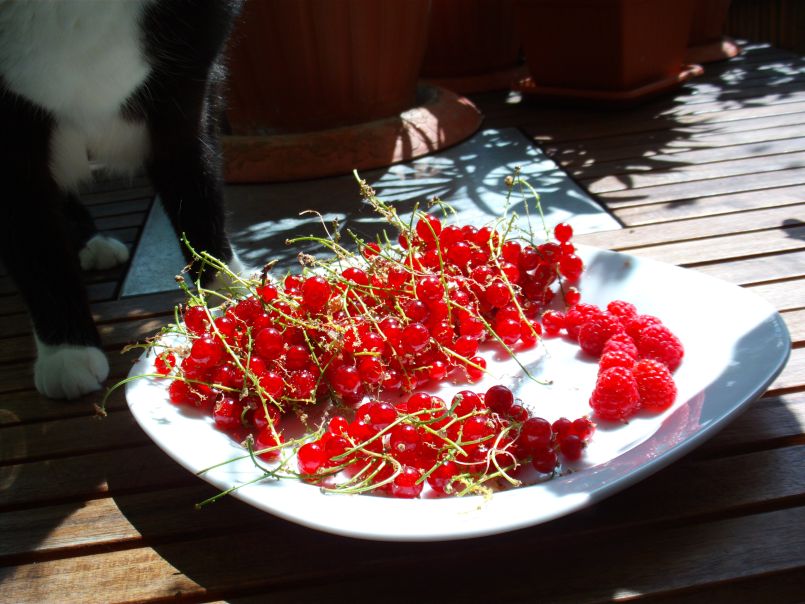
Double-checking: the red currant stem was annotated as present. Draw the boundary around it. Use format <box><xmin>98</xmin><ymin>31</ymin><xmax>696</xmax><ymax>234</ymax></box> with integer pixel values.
<box><xmin>428</xmin><ymin>195</ymin><xmax>457</xmax><ymax>218</ymax></box>
<box><xmin>195</xmin><ymin>473</ymin><xmax>271</xmax><ymax>508</ymax></box>
<box><xmin>328</xmin><ymin>409</ymin><xmax>430</xmax><ymax>463</ymax></box>
<box><xmin>487</xmin><ymin>426</ymin><xmax>522</xmax><ymax>487</ymax></box>
<box><xmin>353</xmin><ymin>170</ymin><xmax>406</xmax><ymax>231</ymax></box>
<box><xmin>438</xmin><ymin>344</ymin><xmax>489</xmax><ymax>375</ymax></box>
<box><xmin>512</xmin><ymin>176</ymin><xmax>551</xmax><ymax>241</ymax></box>
<box><xmin>324</xmin><ymin>458</ymin><xmax>402</xmax><ymax>495</ymax></box>
<box><xmin>417</xmin><ymin>423</ymin><xmax>469</xmax><ymax>458</ymax></box>
<box><xmin>200</xmin><ymin>303</ymin><xmax>285</xmax><ymax>413</ymax></box>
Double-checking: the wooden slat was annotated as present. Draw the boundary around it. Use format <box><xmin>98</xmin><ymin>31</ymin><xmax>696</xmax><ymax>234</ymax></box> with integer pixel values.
<box><xmin>585</xmin><ymin>150</ymin><xmax>805</xmax><ymax>194</ymax></box>
<box><xmin>0</xmin><ymin>315</ymin><xmax>170</xmax><ymax>363</ymax></box>
<box><xmin>625</xmin><ymin>224</ymin><xmax>805</xmax><ymax>267</ymax></box>
<box><xmin>566</xmin><ymin>137</ymin><xmax>805</xmax><ymax>182</ymax></box>
<box><xmin>612</xmin><ymin>184</ymin><xmax>805</xmax><ymax>226</ymax></box>
<box><xmin>2</xmin><ymin>505</ymin><xmax>802</xmax><ymax>604</ymax></box>
<box><xmin>576</xmin><ymin>203</ymin><xmax>805</xmax><ymax>249</ymax></box>
<box><xmin>693</xmin><ymin>250</ymin><xmax>805</xmax><ymax>285</ymax></box>
<box><xmin>598</xmin><ymin>166</ymin><xmax>805</xmax><ymax>207</ymax></box>
<box><xmin>745</xmin><ymin>278</ymin><xmax>805</xmax><ymax>311</ymax></box>
<box><xmin>768</xmin><ymin>347</ymin><xmax>805</xmax><ymax>393</ymax></box>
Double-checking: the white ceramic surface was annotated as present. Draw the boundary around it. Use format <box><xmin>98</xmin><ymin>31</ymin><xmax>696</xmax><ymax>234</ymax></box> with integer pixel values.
<box><xmin>126</xmin><ymin>246</ymin><xmax>791</xmax><ymax>541</ymax></box>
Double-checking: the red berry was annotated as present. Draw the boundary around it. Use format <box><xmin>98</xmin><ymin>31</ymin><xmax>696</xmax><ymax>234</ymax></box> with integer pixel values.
<box><xmin>559</xmin><ymin>434</ymin><xmax>584</xmax><ymax>461</ymax></box>
<box><xmin>391</xmin><ymin>466</ymin><xmax>424</xmax><ymax>498</ymax></box>
<box><xmin>559</xmin><ymin>254</ymin><xmax>584</xmax><ymax>282</ymax></box>
<box><xmin>625</xmin><ymin>314</ymin><xmax>663</xmax><ymax>340</ymax></box>
<box><xmin>401</xmin><ymin>322</ymin><xmax>430</xmax><ymax>353</ymax></box>
<box><xmin>564</xmin><ymin>303</ymin><xmax>603</xmax><ymax>339</ymax></box>
<box><xmin>184</xmin><ymin>305</ymin><xmax>209</xmax><ymax>335</ymax></box>
<box><xmin>213</xmin><ymin>397</ymin><xmax>242</xmax><ymax>431</ymax></box>
<box><xmin>607</xmin><ymin>300</ymin><xmax>638</xmax><ymax>322</ymax></box>
<box><xmin>452</xmin><ymin>390</ymin><xmax>485</xmax><ymax>416</ymax></box>
<box><xmin>484</xmin><ymin>385</ymin><xmax>514</xmax><ymax>415</ymax></box>
<box><xmin>571</xmin><ymin>417</ymin><xmax>595</xmax><ymax>441</ymax></box>
<box><xmin>601</xmin><ymin>332</ymin><xmax>639</xmax><ymax>359</ymax></box>
<box><xmin>541</xmin><ymin>310</ymin><xmax>565</xmax><ymax>336</ymax></box>
<box><xmin>590</xmin><ymin>367</ymin><xmax>641</xmax><ymax>422</ymax></box>
<box><xmin>255</xmin><ymin>427</ymin><xmax>284</xmax><ymax>461</ymax></box>
<box><xmin>297</xmin><ymin>442</ymin><xmax>327</xmax><ymax>476</ymax></box>
<box><xmin>554</xmin><ymin>222</ymin><xmax>573</xmax><ymax>243</ymax></box>
<box><xmin>531</xmin><ymin>447</ymin><xmax>558</xmax><ymax>474</ymax></box>
<box><xmin>633</xmin><ymin>359</ymin><xmax>677</xmax><ymax>412</ymax></box>
<box><xmin>599</xmin><ymin>350</ymin><xmax>636</xmax><ymax>372</ymax></box>
<box><xmin>520</xmin><ymin>417</ymin><xmax>552</xmax><ymax>451</ymax></box>
<box><xmin>155</xmin><ymin>352</ymin><xmax>176</xmax><ymax>376</ymax></box>
<box><xmin>190</xmin><ymin>335</ymin><xmax>225</xmax><ymax>368</ymax></box>
<box><xmin>302</xmin><ymin>275</ymin><xmax>331</xmax><ymax>312</ymax></box>
<box><xmin>564</xmin><ymin>286</ymin><xmax>581</xmax><ymax>306</ymax></box>
<box><xmin>254</xmin><ymin>327</ymin><xmax>284</xmax><ymax>359</ymax></box>
<box><xmin>637</xmin><ymin>324</ymin><xmax>684</xmax><ymax>372</ymax></box>
<box><xmin>427</xmin><ymin>460</ymin><xmax>460</xmax><ymax>494</ymax></box>
<box><xmin>577</xmin><ymin>313</ymin><xmax>624</xmax><ymax>356</ymax></box>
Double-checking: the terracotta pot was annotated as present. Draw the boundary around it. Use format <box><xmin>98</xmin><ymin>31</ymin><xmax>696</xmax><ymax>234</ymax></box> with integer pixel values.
<box><xmin>686</xmin><ymin>0</ymin><xmax>740</xmax><ymax>63</ymax></box>
<box><xmin>421</xmin><ymin>0</ymin><xmax>521</xmax><ymax>78</ymax></box>
<box><xmin>514</xmin><ymin>0</ymin><xmax>700</xmax><ymax>103</ymax></box>
<box><xmin>226</xmin><ymin>0</ymin><xmax>431</xmax><ymax>134</ymax></box>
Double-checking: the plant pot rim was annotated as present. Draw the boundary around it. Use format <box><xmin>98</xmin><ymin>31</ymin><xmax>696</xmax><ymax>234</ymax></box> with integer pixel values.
<box><xmin>513</xmin><ymin>64</ymin><xmax>703</xmax><ymax>106</ymax></box>
<box><xmin>222</xmin><ymin>85</ymin><xmax>483</xmax><ymax>183</ymax></box>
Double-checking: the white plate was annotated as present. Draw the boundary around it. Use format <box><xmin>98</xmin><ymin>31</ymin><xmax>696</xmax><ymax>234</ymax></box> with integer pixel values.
<box><xmin>126</xmin><ymin>246</ymin><xmax>790</xmax><ymax>541</ymax></box>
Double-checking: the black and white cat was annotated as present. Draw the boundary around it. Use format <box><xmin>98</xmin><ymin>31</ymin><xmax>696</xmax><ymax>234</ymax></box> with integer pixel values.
<box><xmin>0</xmin><ymin>0</ymin><xmax>244</xmax><ymax>399</ymax></box>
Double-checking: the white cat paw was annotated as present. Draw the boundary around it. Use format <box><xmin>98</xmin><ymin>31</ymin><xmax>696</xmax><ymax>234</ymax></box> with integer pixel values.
<box><xmin>208</xmin><ymin>249</ymin><xmax>257</xmax><ymax>292</ymax></box>
<box><xmin>34</xmin><ymin>343</ymin><xmax>109</xmax><ymax>400</ymax></box>
<box><xmin>79</xmin><ymin>235</ymin><xmax>130</xmax><ymax>271</ymax></box>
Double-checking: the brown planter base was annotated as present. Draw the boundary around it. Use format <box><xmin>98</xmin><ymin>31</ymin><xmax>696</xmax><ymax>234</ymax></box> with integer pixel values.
<box><xmin>685</xmin><ymin>36</ymin><xmax>741</xmax><ymax>64</ymax></box>
<box><xmin>424</xmin><ymin>64</ymin><xmax>529</xmax><ymax>95</ymax></box>
<box><xmin>513</xmin><ymin>64</ymin><xmax>704</xmax><ymax>106</ymax></box>
<box><xmin>222</xmin><ymin>86</ymin><xmax>482</xmax><ymax>184</ymax></box>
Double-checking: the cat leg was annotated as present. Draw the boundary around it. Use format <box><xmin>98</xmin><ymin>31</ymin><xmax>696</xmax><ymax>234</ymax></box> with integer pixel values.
<box><xmin>0</xmin><ymin>96</ymin><xmax>108</xmax><ymax>399</ymax></box>
<box><xmin>63</xmin><ymin>194</ymin><xmax>130</xmax><ymax>271</ymax></box>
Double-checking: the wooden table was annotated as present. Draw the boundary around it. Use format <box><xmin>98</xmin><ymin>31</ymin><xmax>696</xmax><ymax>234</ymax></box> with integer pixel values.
<box><xmin>1</xmin><ymin>43</ymin><xmax>803</xmax><ymax>603</ymax></box>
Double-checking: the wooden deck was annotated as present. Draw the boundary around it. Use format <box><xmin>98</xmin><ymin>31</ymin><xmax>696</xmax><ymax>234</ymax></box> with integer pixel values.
<box><xmin>1</xmin><ymin>43</ymin><xmax>804</xmax><ymax>602</ymax></box>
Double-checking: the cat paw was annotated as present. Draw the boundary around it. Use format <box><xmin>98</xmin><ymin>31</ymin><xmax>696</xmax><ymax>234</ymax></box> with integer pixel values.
<box><xmin>208</xmin><ymin>249</ymin><xmax>257</xmax><ymax>292</ymax></box>
<box><xmin>34</xmin><ymin>343</ymin><xmax>109</xmax><ymax>400</ymax></box>
<box><xmin>79</xmin><ymin>235</ymin><xmax>130</xmax><ymax>271</ymax></box>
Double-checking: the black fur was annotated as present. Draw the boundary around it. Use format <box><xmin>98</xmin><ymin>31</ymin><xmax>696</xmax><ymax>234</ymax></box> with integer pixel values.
<box><xmin>0</xmin><ymin>1</ymin><xmax>242</xmax><ymax>387</ymax></box>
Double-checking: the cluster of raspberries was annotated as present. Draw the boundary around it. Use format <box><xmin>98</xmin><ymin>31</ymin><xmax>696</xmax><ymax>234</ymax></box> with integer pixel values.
<box><xmin>544</xmin><ymin>300</ymin><xmax>683</xmax><ymax>422</ymax></box>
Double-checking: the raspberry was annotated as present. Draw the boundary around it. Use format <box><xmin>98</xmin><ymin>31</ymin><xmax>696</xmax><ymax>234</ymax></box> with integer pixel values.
<box><xmin>564</xmin><ymin>303</ymin><xmax>603</xmax><ymax>339</ymax></box>
<box><xmin>633</xmin><ymin>359</ymin><xmax>677</xmax><ymax>412</ymax></box>
<box><xmin>589</xmin><ymin>367</ymin><xmax>640</xmax><ymax>422</ymax></box>
<box><xmin>601</xmin><ymin>332</ymin><xmax>638</xmax><ymax>358</ymax></box>
<box><xmin>577</xmin><ymin>313</ymin><xmax>624</xmax><ymax>356</ymax></box>
<box><xmin>606</xmin><ymin>300</ymin><xmax>638</xmax><ymax>323</ymax></box>
<box><xmin>625</xmin><ymin>314</ymin><xmax>663</xmax><ymax>340</ymax></box>
<box><xmin>599</xmin><ymin>350</ymin><xmax>636</xmax><ymax>372</ymax></box>
<box><xmin>637</xmin><ymin>324</ymin><xmax>684</xmax><ymax>371</ymax></box>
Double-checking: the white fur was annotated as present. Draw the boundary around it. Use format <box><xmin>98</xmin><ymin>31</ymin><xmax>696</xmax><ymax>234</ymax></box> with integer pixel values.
<box><xmin>0</xmin><ymin>1</ymin><xmax>153</xmax><ymax>189</ymax></box>
<box><xmin>34</xmin><ymin>338</ymin><xmax>109</xmax><ymax>400</ymax></box>
<box><xmin>79</xmin><ymin>234</ymin><xmax>130</xmax><ymax>270</ymax></box>
<box><xmin>208</xmin><ymin>249</ymin><xmax>257</xmax><ymax>292</ymax></box>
